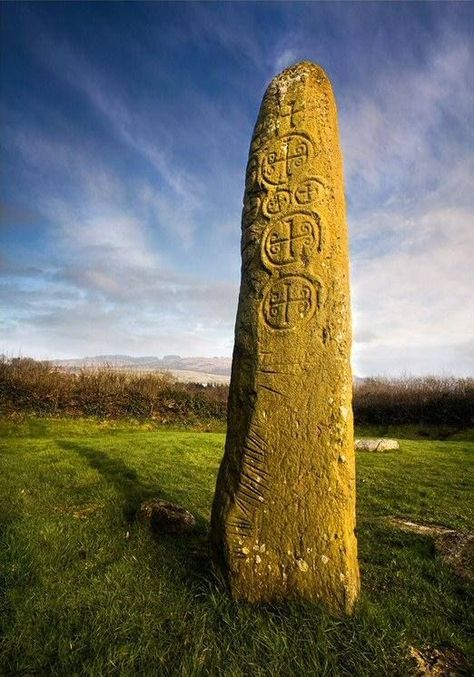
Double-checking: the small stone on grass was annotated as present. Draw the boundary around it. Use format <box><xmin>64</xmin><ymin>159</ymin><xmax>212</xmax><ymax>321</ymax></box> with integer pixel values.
<box><xmin>355</xmin><ymin>438</ymin><xmax>400</xmax><ymax>452</ymax></box>
<box><xmin>138</xmin><ymin>499</ymin><xmax>196</xmax><ymax>534</ymax></box>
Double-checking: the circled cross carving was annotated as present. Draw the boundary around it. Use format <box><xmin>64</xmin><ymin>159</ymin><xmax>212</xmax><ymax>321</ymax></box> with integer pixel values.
<box><xmin>294</xmin><ymin>177</ymin><xmax>328</xmax><ymax>205</ymax></box>
<box><xmin>262</xmin><ymin>211</ymin><xmax>321</xmax><ymax>267</ymax></box>
<box><xmin>261</xmin><ymin>134</ymin><xmax>313</xmax><ymax>186</ymax></box>
<box><xmin>262</xmin><ymin>276</ymin><xmax>318</xmax><ymax>330</ymax></box>
<box><xmin>263</xmin><ymin>190</ymin><xmax>292</xmax><ymax>217</ymax></box>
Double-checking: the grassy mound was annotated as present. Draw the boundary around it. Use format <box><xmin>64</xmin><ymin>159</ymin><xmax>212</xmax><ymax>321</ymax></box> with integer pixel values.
<box><xmin>0</xmin><ymin>419</ymin><xmax>472</xmax><ymax>675</ymax></box>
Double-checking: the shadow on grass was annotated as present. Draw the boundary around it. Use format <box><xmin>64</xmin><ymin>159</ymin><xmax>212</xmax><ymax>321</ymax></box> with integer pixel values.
<box><xmin>58</xmin><ymin>440</ymin><xmax>179</xmax><ymax>520</ymax></box>
<box><xmin>57</xmin><ymin>441</ymin><xmax>215</xmax><ymax>591</ymax></box>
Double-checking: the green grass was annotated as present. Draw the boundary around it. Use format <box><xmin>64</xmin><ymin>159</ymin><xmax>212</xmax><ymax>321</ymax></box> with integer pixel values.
<box><xmin>0</xmin><ymin>418</ymin><xmax>472</xmax><ymax>676</ymax></box>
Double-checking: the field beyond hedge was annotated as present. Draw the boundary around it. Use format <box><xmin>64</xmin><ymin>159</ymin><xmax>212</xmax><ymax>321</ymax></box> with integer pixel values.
<box><xmin>0</xmin><ymin>418</ymin><xmax>472</xmax><ymax>676</ymax></box>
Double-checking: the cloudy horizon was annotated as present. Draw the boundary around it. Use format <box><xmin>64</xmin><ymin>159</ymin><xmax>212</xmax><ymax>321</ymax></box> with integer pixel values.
<box><xmin>1</xmin><ymin>2</ymin><xmax>473</xmax><ymax>377</ymax></box>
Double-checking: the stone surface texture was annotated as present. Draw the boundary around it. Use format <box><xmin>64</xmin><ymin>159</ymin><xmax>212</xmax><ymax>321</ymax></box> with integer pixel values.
<box><xmin>355</xmin><ymin>438</ymin><xmax>400</xmax><ymax>452</ymax></box>
<box><xmin>138</xmin><ymin>499</ymin><xmax>196</xmax><ymax>534</ymax></box>
<box><xmin>210</xmin><ymin>62</ymin><xmax>359</xmax><ymax>614</ymax></box>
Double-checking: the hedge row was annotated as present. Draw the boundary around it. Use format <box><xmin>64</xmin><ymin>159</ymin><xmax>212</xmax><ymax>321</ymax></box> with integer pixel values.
<box><xmin>0</xmin><ymin>358</ymin><xmax>227</xmax><ymax>423</ymax></box>
<box><xmin>1</xmin><ymin>358</ymin><xmax>472</xmax><ymax>427</ymax></box>
<box><xmin>354</xmin><ymin>376</ymin><xmax>473</xmax><ymax>427</ymax></box>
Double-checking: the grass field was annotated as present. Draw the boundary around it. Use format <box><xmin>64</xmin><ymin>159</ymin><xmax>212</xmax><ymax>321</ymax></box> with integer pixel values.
<box><xmin>0</xmin><ymin>419</ymin><xmax>472</xmax><ymax>676</ymax></box>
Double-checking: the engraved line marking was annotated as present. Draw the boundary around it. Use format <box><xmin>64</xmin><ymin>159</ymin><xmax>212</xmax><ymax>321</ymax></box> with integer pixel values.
<box><xmin>244</xmin><ymin>439</ymin><xmax>265</xmax><ymax>461</ymax></box>
<box><xmin>231</xmin><ymin>425</ymin><xmax>271</xmax><ymax>545</ymax></box>
<box><xmin>244</xmin><ymin>460</ymin><xmax>266</xmax><ymax>476</ymax></box>
<box><xmin>236</xmin><ymin>488</ymin><xmax>262</xmax><ymax>506</ymax></box>
<box><xmin>246</xmin><ymin>432</ymin><xmax>266</xmax><ymax>452</ymax></box>
<box><xmin>235</xmin><ymin>495</ymin><xmax>252</xmax><ymax>517</ymax></box>
<box><xmin>245</xmin><ymin>446</ymin><xmax>266</xmax><ymax>463</ymax></box>
<box><xmin>242</xmin><ymin>466</ymin><xmax>266</xmax><ymax>483</ymax></box>
<box><xmin>228</xmin><ymin>529</ymin><xmax>250</xmax><ymax>539</ymax></box>
<box><xmin>246</xmin><ymin>434</ymin><xmax>265</xmax><ymax>451</ymax></box>
<box><xmin>238</xmin><ymin>480</ymin><xmax>264</xmax><ymax>498</ymax></box>
<box><xmin>242</xmin><ymin>458</ymin><xmax>266</xmax><ymax>476</ymax></box>
<box><xmin>245</xmin><ymin>440</ymin><xmax>267</xmax><ymax>459</ymax></box>
<box><xmin>241</xmin><ymin>472</ymin><xmax>268</xmax><ymax>493</ymax></box>
<box><xmin>250</xmin><ymin>425</ymin><xmax>267</xmax><ymax>441</ymax></box>
<box><xmin>247</xmin><ymin>432</ymin><xmax>265</xmax><ymax>448</ymax></box>
<box><xmin>244</xmin><ymin>448</ymin><xmax>265</xmax><ymax>462</ymax></box>
<box><xmin>228</xmin><ymin>518</ymin><xmax>252</xmax><ymax>532</ymax></box>
<box><xmin>238</xmin><ymin>491</ymin><xmax>263</xmax><ymax>508</ymax></box>
<box><xmin>260</xmin><ymin>384</ymin><xmax>285</xmax><ymax>396</ymax></box>
<box><xmin>249</xmin><ymin>428</ymin><xmax>269</xmax><ymax>449</ymax></box>
<box><xmin>243</xmin><ymin>460</ymin><xmax>270</xmax><ymax>478</ymax></box>
<box><xmin>227</xmin><ymin>530</ymin><xmax>245</xmax><ymax>538</ymax></box>
<box><xmin>241</xmin><ymin>468</ymin><xmax>268</xmax><ymax>489</ymax></box>
<box><xmin>243</xmin><ymin>449</ymin><xmax>265</xmax><ymax>465</ymax></box>
<box><xmin>259</xmin><ymin>369</ymin><xmax>296</xmax><ymax>377</ymax></box>
<box><xmin>240</xmin><ymin>488</ymin><xmax>264</xmax><ymax>505</ymax></box>
<box><xmin>247</xmin><ymin>430</ymin><xmax>266</xmax><ymax>446</ymax></box>
<box><xmin>251</xmin><ymin>422</ymin><xmax>266</xmax><ymax>432</ymax></box>
<box><xmin>240</xmin><ymin>478</ymin><xmax>265</xmax><ymax>499</ymax></box>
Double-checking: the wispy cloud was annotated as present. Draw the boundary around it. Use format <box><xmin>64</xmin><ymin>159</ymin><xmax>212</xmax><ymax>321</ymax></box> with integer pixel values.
<box><xmin>341</xmin><ymin>34</ymin><xmax>473</xmax><ymax>199</ymax></box>
<box><xmin>274</xmin><ymin>48</ymin><xmax>298</xmax><ymax>73</ymax></box>
<box><xmin>29</xmin><ymin>32</ymin><xmax>205</xmax><ymax>249</ymax></box>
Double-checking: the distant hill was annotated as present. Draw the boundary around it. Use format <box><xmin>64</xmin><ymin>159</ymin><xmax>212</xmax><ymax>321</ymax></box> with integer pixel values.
<box><xmin>53</xmin><ymin>354</ymin><xmax>232</xmax><ymax>383</ymax></box>
<box><xmin>52</xmin><ymin>355</ymin><xmax>367</xmax><ymax>386</ymax></box>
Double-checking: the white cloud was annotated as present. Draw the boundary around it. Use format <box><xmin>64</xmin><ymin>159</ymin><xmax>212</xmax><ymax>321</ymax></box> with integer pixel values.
<box><xmin>1</xmin><ymin>273</ymin><xmax>238</xmax><ymax>360</ymax></box>
<box><xmin>274</xmin><ymin>48</ymin><xmax>298</xmax><ymax>73</ymax></box>
<box><xmin>340</xmin><ymin>30</ymin><xmax>474</xmax><ymax>375</ymax></box>
<box><xmin>341</xmin><ymin>36</ymin><xmax>473</xmax><ymax>195</ymax></box>
<box><xmin>351</xmin><ymin>204</ymin><xmax>473</xmax><ymax>375</ymax></box>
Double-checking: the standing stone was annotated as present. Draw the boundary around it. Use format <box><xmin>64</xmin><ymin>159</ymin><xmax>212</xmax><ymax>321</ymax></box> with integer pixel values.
<box><xmin>210</xmin><ymin>62</ymin><xmax>359</xmax><ymax>614</ymax></box>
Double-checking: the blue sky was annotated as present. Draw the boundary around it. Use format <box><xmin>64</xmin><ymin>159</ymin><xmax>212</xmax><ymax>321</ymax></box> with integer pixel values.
<box><xmin>1</xmin><ymin>1</ymin><xmax>473</xmax><ymax>375</ymax></box>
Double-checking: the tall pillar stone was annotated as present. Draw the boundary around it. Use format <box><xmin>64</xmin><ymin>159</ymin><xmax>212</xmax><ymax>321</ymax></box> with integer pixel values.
<box><xmin>210</xmin><ymin>62</ymin><xmax>359</xmax><ymax>614</ymax></box>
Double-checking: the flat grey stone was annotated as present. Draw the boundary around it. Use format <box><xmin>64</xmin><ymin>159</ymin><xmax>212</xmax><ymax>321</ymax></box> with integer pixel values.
<box><xmin>355</xmin><ymin>438</ymin><xmax>400</xmax><ymax>452</ymax></box>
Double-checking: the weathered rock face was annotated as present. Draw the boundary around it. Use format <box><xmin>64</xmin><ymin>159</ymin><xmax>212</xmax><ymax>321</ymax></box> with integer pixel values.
<box><xmin>210</xmin><ymin>62</ymin><xmax>359</xmax><ymax>614</ymax></box>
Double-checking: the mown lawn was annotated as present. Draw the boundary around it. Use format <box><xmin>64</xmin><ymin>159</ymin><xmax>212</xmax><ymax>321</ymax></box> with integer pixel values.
<box><xmin>0</xmin><ymin>418</ymin><xmax>472</xmax><ymax>676</ymax></box>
